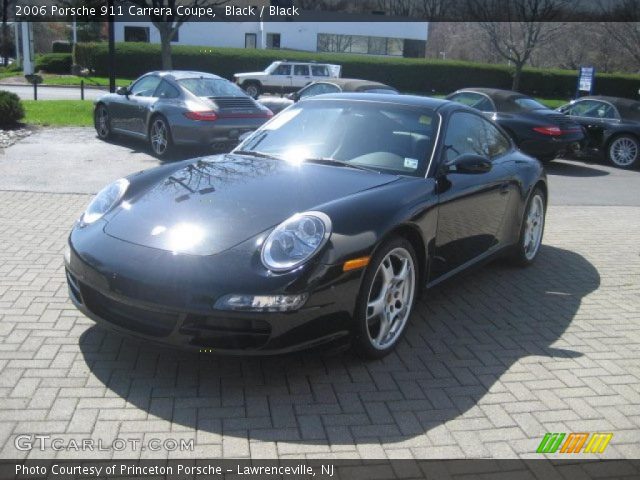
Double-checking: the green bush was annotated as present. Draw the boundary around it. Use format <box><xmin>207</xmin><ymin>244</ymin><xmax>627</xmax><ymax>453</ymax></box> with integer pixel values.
<box><xmin>0</xmin><ymin>90</ymin><xmax>25</xmax><ymax>126</ymax></box>
<box><xmin>35</xmin><ymin>53</ymin><xmax>72</xmax><ymax>74</ymax></box>
<box><xmin>75</xmin><ymin>42</ymin><xmax>640</xmax><ymax>99</ymax></box>
<box><xmin>52</xmin><ymin>41</ymin><xmax>73</xmax><ymax>54</ymax></box>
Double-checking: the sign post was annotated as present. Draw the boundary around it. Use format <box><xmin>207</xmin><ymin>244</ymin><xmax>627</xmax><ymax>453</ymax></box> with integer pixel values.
<box><xmin>576</xmin><ymin>66</ymin><xmax>595</xmax><ymax>98</ymax></box>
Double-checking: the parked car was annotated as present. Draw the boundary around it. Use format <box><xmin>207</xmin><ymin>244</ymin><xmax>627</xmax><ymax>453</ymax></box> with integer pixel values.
<box><xmin>233</xmin><ymin>61</ymin><xmax>341</xmax><ymax>98</ymax></box>
<box><xmin>94</xmin><ymin>71</ymin><xmax>273</xmax><ymax>158</ymax></box>
<box><xmin>67</xmin><ymin>93</ymin><xmax>546</xmax><ymax>358</ymax></box>
<box><xmin>446</xmin><ymin>88</ymin><xmax>584</xmax><ymax>162</ymax></box>
<box><xmin>259</xmin><ymin>78</ymin><xmax>399</xmax><ymax>114</ymax></box>
<box><xmin>556</xmin><ymin>96</ymin><xmax>640</xmax><ymax>169</ymax></box>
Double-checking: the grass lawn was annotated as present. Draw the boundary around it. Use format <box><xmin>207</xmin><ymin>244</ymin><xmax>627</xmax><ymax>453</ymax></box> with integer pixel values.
<box><xmin>40</xmin><ymin>75</ymin><xmax>132</xmax><ymax>87</ymax></box>
<box><xmin>23</xmin><ymin>100</ymin><xmax>93</xmax><ymax>127</ymax></box>
<box><xmin>0</xmin><ymin>74</ymin><xmax>131</xmax><ymax>87</ymax></box>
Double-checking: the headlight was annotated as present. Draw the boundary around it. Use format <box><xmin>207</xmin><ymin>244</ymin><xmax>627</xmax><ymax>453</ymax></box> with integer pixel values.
<box><xmin>81</xmin><ymin>178</ymin><xmax>129</xmax><ymax>225</ymax></box>
<box><xmin>261</xmin><ymin>211</ymin><xmax>331</xmax><ymax>272</ymax></box>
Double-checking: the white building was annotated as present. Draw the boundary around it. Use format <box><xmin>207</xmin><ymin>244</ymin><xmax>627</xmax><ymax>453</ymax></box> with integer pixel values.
<box><xmin>115</xmin><ymin>15</ymin><xmax>429</xmax><ymax>58</ymax></box>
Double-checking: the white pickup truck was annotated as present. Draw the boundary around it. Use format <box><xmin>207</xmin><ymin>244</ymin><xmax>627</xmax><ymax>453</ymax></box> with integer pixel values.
<box><xmin>233</xmin><ymin>61</ymin><xmax>341</xmax><ymax>98</ymax></box>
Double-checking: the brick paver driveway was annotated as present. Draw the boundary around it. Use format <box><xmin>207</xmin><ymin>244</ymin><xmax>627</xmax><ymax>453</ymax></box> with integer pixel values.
<box><xmin>0</xmin><ymin>128</ymin><xmax>639</xmax><ymax>460</ymax></box>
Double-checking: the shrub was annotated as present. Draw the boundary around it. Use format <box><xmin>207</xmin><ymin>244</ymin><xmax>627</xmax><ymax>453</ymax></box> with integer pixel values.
<box><xmin>52</xmin><ymin>41</ymin><xmax>73</xmax><ymax>54</ymax></box>
<box><xmin>75</xmin><ymin>42</ymin><xmax>640</xmax><ymax>99</ymax></box>
<box><xmin>0</xmin><ymin>90</ymin><xmax>25</xmax><ymax>126</ymax></box>
<box><xmin>35</xmin><ymin>53</ymin><xmax>72</xmax><ymax>74</ymax></box>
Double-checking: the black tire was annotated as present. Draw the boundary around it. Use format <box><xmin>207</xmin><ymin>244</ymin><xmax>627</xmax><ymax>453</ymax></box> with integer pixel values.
<box><xmin>243</xmin><ymin>81</ymin><xmax>261</xmax><ymax>99</ymax></box>
<box><xmin>148</xmin><ymin>115</ymin><xmax>173</xmax><ymax>158</ymax></box>
<box><xmin>510</xmin><ymin>186</ymin><xmax>546</xmax><ymax>267</ymax></box>
<box><xmin>606</xmin><ymin>134</ymin><xmax>639</xmax><ymax>169</ymax></box>
<box><xmin>94</xmin><ymin>104</ymin><xmax>111</xmax><ymax>140</ymax></box>
<box><xmin>352</xmin><ymin>236</ymin><xmax>418</xmax><ymax>359</ymax></box>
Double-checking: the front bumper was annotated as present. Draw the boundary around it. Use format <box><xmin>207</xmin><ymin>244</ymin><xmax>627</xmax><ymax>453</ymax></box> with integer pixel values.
<box><xmin>65</xmin><ymin>229</ymin><xmax>361</xmax><ymax>355</ymax></box>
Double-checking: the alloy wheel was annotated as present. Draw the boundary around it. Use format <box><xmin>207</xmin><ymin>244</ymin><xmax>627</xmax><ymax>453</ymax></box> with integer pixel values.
<box><xmin>150</xmin><ymin>119</ymin><xmax>168</xmax><ymax>155</ymax></box>
<box><xmin>523</xmin><ymin>194</ymin><xmax>544</xmax><ymax>261</ymax></box>
<box><xmin>245</xmin><ymin>84</ymin><xmax>259</xmax><ymax>98</ymax></box>
<box><xmin>609</xmin><ymin>136</ymin><xmax>638</xmax><ymax>168</ymax></box>
<box><xmin>365</xmin><ymin>247</ymin><xmax>416</xmax><ymax>350</ymax></box>
<box><xmin>96</xmin><ymin>106</ymin><xmax>110</xmax><ymax>138</ymax></box>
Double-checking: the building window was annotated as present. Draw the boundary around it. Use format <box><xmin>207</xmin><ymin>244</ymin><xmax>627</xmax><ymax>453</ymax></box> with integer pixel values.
<box><xmin>266</xmin><ymin>33</ymin><xmax>281</xmax><ymax>49</ymax></box>
<box><xmin>124</xmin><ymin>26</ymin><xmax>150</xmax><ymax>43</ymax></box>
<box><xmin>245</xmin><ymin>33</ymin><xmax>257</xmax><ymax>49</ymax></box>
<box><xmin>317</xmin><ymin>33</ymin><xmax>409</xmax><ymax>56</ymax></box>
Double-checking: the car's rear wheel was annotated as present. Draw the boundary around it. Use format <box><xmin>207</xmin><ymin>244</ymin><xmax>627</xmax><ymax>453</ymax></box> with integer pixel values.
<box><xmin>243</xmin><ymin>82</ymin><xmax>261</xmax><ymax>99</ymax></box>
<box><xmin>353</xmin><ymin>237</ymin><xmax>417</xmax><ymax>359</ymax></box>
<box><xmin>511</xmin><ymin>187</ymin><xmax>546</xmax><ymax>266</ymax></box>
<box><xmin>607</xmin><ymin>134</ymin><xmax>639</xmax><ymax>169</ymax></box>
<box><xmin>149</xmin><ymin>116</ymin><xmax>173</xmax><ymax>158</ymax></box>
<box><xmin>94</xmin><ymin>104</ymin><xmax>111</xmax><ymax>140</ymax></box>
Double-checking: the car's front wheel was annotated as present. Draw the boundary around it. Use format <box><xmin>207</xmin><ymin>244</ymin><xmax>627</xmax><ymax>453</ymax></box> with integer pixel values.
<box><xmin>607</xmin><ymin>134</ymin><xmax>639</xmax><ymax>169</ymax></box>
<box><xmin>94</xmin><ymin>104</ymin><xmax>111</xmax><ymax>140</ymax></box>
<box><xmin>149</xmin><ymin>116</ymin><xmax>173</xmax><ymax>158</ymax></box>
<box><xmin>353</xmin><ymin>237</ymin><xmax>418</xmax><ymax>359</ymax></box>
<box><xmin>511</xmin><ymin>187</ymin><xmax>546</xmax><ymax>266</ymax></box>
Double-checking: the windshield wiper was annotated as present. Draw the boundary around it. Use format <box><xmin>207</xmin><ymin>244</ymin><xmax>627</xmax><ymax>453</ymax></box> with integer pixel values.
<box><xmin>233</xmin><ymin>150</ymin><xmax>281</xmax><ymax>160</ymax></box>
<box><xmin>303</xmin><ymin>157</ymin><xmax>379</xmax><ymax>173</ymax></box>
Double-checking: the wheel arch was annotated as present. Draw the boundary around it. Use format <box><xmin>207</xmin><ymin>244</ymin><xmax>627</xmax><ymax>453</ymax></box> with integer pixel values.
<box><xmin>373</xmin><ymin>223</ymin><xmax>428</xmax><ymax>289</ymax></box>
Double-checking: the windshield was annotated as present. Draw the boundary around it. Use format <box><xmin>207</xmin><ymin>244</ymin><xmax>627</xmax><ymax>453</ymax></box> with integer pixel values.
<box><xmin>234</xmin><ymin>100</ymin><xmax>438</xmax><ymax>177</ymax></box>
<box><xmin>178</xmin><ymin>78</ymin><xmax>246</xmax><ymax>97</ymax></box>
<box><xmin>514</xmin><ymin>97</ymin><xmax>549</xmax><ymax>111</ymax></box>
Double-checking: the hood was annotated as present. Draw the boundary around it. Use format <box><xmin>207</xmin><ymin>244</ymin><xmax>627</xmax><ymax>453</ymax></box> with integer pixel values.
<box><xmin>104</xmin><ymin>155</ymin><xmax>398</xmax><ymax>255</ymax></box>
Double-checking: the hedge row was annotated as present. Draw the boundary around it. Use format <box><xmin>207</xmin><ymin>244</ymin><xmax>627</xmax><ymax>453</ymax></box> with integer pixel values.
<box><xmin>64</xmin><ymin>42</ymin><xmax>638</xmax><ymax>98</ymax></box>
<box><xmin>35</xmin><ymin>53</ymin><xmax>72</xmax><ymax>74</ymax></box>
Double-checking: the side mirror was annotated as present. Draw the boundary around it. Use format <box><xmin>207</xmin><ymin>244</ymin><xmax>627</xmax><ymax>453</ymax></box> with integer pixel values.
<box><xmin>445</xmin><ymin>154</ymin><xmax>492</xmax><ymax>174</ymax></box>
<box><xmin>116</xmin><ymin>86</ymin><xmax>130</xmax><ymax>96</ymax></box>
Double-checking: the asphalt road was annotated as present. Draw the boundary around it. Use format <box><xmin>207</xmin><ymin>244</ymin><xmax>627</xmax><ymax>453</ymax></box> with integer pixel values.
<box><xmin>0</xmin><ymin>126</ymin><xmax>638</xmax><ymax>206</ymax></box>
<box><xmin>0</xmin><ymin>84</ymin><xmax>106</xmax><ymax>101</ymax></box>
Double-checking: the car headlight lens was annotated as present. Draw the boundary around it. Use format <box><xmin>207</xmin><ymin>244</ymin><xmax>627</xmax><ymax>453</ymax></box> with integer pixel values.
<box><xmin>214</xmin><ymin>293</ymin><xmax>308</xmax><ymax>312</ymax></box>
<box><xmin>261</xmin><ymin>212</ymin><xmax>331</xmax><ymax>271</ymax></box>
<box><xmin>81</xmin><ymin>178</ymin><xmax>129</xmax><ymax>225</ymax></box>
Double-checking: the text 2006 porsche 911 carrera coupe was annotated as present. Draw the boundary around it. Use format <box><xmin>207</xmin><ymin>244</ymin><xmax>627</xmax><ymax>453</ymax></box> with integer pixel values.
<box><xmin>65</xmin><ymin>94</ymin><xmax>547</xmax><ymax>358</ymax></box>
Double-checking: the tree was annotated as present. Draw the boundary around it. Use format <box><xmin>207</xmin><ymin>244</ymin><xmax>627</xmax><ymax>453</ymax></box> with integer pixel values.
<box><xmin>599</xmin><ymin>0</ymin><xmax>640</xmax><ymax>70</ymax></box>
<box><xmin>465</xmin><ymin>0</ymin><xmax>567</xmax><ymax>90</ymax></box>
<box><xmin>1</xmin><ymin>0</ymin><xmax>14</xmax><ymax>66</ymax></box>
<box><xmin>123</xmin><ymin>0</ymin><xmax>229</xmax><ymax>70</ymax></box>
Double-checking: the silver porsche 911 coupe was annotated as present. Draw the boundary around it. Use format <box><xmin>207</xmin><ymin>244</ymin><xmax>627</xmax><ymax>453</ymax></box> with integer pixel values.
<box><xmin>93</xmin><ymin>71</ymin><xmax>274</xmax><ymax>158</ymax></box>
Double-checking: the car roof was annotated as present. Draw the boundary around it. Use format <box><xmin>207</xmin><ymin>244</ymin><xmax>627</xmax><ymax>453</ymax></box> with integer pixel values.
<box><xmin>312</xmin><ymin>78</ymin><xmax>396</xmax><ymax>91</ymax></box>
<box><xmin>454</xmin><ymin>87</ymin><xmax>528</xmax><ymax>100</ymax></box>
<box><xmin>305</xmin><ymin>92</ymin><xmax>451</xmax><ymax>110</ymax></box>
<box><xmin>147</xmin><ymin>71</ymin><xmax>223</xmax><ymax>81</ymax></box>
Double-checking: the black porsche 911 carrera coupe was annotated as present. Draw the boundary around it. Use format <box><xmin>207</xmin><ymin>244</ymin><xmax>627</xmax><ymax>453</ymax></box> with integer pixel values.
<box><xmin>446</xmin><ymin>88</ymin><xmax>584</xmax><ymax>162</ymax></box>
<box><xmin>557</xmin><ymin>96</ymin><xmax>640</xmax><ymax>169</ymax></box>
<box><xmin>65</xmin><ymin>94</ymin><xmax>547</xmax><ymax>358</ymax></box>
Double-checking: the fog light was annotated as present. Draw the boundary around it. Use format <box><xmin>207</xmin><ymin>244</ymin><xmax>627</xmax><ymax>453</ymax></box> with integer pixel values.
<box><xmin>214</xmin><ymin>293</ymin><xmax>308</xmax><ymax>312</ymax></box>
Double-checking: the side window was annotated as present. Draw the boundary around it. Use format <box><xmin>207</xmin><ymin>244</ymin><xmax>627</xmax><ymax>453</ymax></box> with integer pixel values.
<box><xmin>311</xmin><ymin>65</ymin><xmax>329</xmax><ymax>76</ymax></box>
<box><xmin>272</xmin><ymin>64</ymin><xmax>291</xmax><ymax>76</ymax></box>
<box><xmin>449</xmin><ymin>92</ymin><xmax>495</xmax><ymax>112</ymax></box>
<box><xmin>299</xmin><ymin>83</ymin><xmax>340</xmax><ymax>98</ymax></box>
<box><xmin>480</xmin><ymin>118</ymin><xmax>510</xmax><ymax>159</ymax></box>
<box><xmin>130</xmin><ymin>76</ymin><xmax>161</xmax><ymax>97</ymax></box>
<box><xmin>154</xmin><ymin>80</ymin><xmax>180</xmax><ymax>99</ymax></box>
<box><xmin>443</xmin><ymin>112</ymin><xmax>489</xmax><ymax>163</ymax></box>
<box><xmin>568</xmin><ymin>100</ymin><xmax>600</xmax><ymax>118</ymax></box>
<box><xmin>293</xmin><ymin>64</ymin><xmax>310</xmax><ymax>76</ymax></box>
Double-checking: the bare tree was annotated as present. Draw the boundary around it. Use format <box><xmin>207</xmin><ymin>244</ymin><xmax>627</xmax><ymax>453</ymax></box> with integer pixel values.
<box><xmin>374</xmin><ymin>0</ymin><xmax>453</xmax><ymax>19</ymax></box>
<box><xmin>599</xmin><ymin>0</ymin><xmax>640</xmax><ymax>70</ymax></box>
<box><xmin>0</xmin><ymin>0</ymin><xmax>13</xmax><ymax>66</ymax></box>
<box><xmin>465</xmin><ymin>0</ymin><xmax>567</xmax><ymax>90</ymax></box>
<box><xmin>122</xmin><ymin>0</ymin><xmax>229</xmax><ymax>70</ymax></box>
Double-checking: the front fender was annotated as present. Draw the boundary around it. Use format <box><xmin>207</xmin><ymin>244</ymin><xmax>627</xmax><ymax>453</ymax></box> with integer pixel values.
<box><xmin>316</xmin><ymin>177</ymin><xmax>438</xmax><ymax>267</ymax></box>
